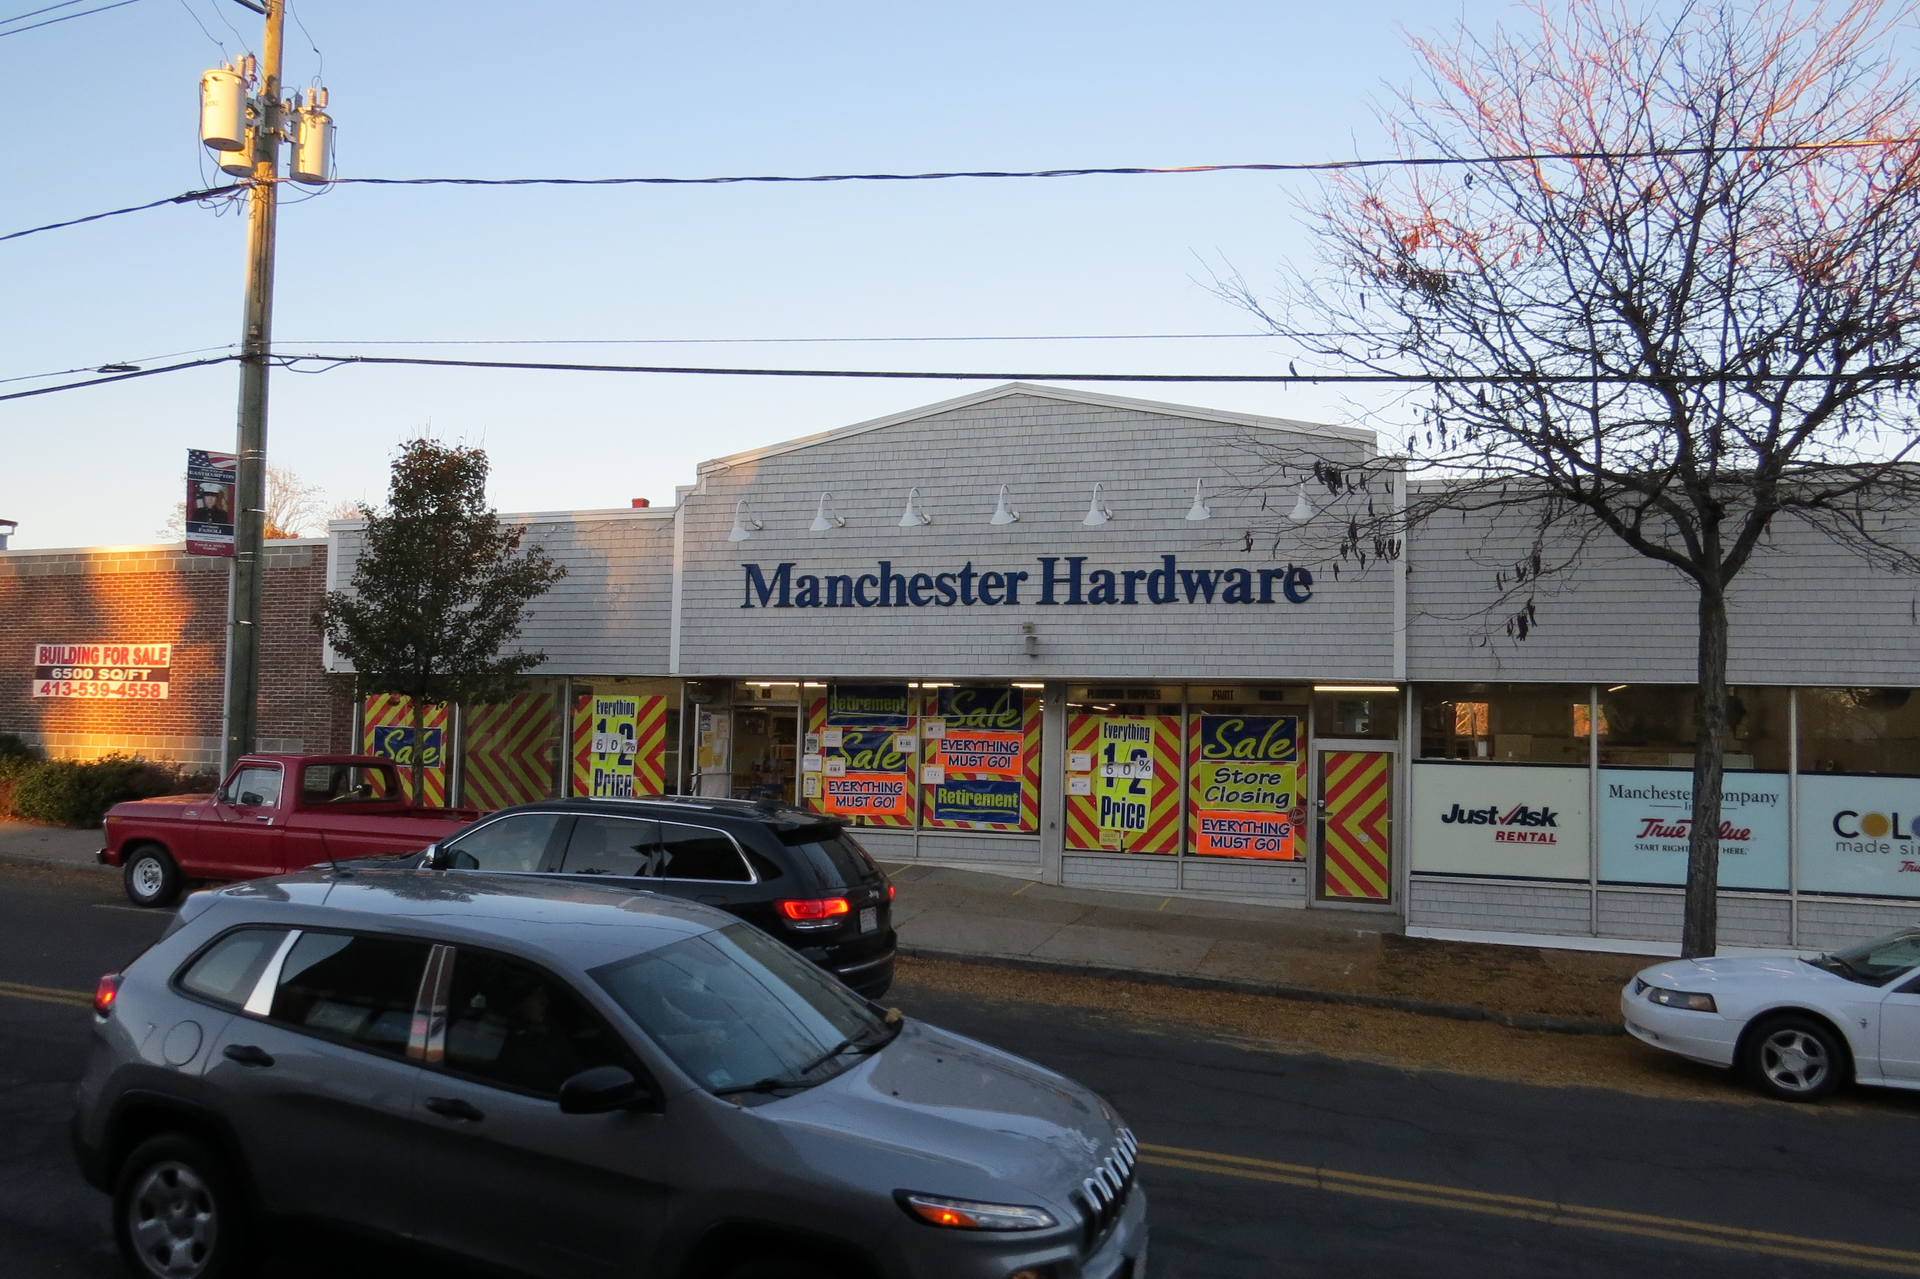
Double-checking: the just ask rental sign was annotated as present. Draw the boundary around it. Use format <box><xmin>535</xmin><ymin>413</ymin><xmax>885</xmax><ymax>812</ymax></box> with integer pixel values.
<box><xmin>741</xmin><ymin>556</ymin><xmax>1316</xmax><ymax>609</ymax></box>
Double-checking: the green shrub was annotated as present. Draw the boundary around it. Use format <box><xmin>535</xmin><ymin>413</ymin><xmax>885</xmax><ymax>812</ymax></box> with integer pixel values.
<box><xmin>0</xmin><ymin>733</ymin><xmax>38</xmax><ymax>781</ymax></box>
<box><xmin>9</xmin><ymin>754</ymin><xmax>207</xmax><ymax>828</ymax></box>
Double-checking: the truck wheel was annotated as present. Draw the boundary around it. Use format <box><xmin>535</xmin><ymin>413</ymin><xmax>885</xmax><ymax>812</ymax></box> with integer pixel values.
<box><xmin>113</xmin><ymin>1133</ymin><xmax>257</xmax><ymax>1279</ymax></box>
<box><xmin>123</xmin><ymin>846</ymin><xmax>182</xmax><ymax>908</ymax></box>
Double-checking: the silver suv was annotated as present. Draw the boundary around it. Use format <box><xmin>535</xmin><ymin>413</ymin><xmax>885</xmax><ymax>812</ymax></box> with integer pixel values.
<box><xmin>72</xmin><ymin>869</ymin><xmax>1147</xmax><ymax>1279</ymax></box>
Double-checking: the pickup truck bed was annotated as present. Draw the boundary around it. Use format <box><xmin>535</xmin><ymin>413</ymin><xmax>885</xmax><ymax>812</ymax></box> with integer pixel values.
<box><xmin>102</xmin><ymin>753</ymin><xmax>479</xmax><ymax>906</ymax></box>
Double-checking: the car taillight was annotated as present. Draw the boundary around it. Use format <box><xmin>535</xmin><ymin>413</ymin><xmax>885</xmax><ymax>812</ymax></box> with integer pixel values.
<box><xmin>887</xmin><ymin>882</ymin><xmax>896</xmax><ymax>901</ymax></box>
<box><xmin>777</xmin><ymin>897</ymin><xmax>851</xmax><ymax>921</ymax></box>
<box><xmin>93</xmin><ymin>973</ymin><xmax>122</xmax><ymax>1017</ymax></box>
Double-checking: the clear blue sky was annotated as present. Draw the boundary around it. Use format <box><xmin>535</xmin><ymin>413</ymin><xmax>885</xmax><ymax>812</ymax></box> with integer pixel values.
<box><xmin>0</xmin><ymin>0</ymin><xmax>1510</xmax><ymax>548</ymax></box>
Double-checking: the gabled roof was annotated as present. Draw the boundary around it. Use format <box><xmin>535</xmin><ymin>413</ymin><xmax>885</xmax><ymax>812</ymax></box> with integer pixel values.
<box><xmin>695</xmin><ymin>382</ymin><xmax>1373</xmax><ymax>476</ymax></box>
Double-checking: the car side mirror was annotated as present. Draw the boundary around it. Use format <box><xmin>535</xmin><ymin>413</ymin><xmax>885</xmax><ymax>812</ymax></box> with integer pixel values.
<box><xmin>558</xmin><ymin>1065</ymin><xmax>654</xmax><ymax>1114</ymax></box>
<box><xmin>421</xmin><ymin>843</ymin><xmax>445</xmax><ymax>869</ymax></box>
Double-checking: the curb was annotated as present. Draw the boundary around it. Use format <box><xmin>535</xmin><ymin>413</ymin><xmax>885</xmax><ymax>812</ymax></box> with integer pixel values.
<box><xmin>897</xmin><ymin>945</ymin><xmax>1625</xmax><ymax>1037</ymax></box>
<box><xmin>0</xmin><ymin>848</ymin><xmax>114</xmax><ymax>874</ymax></box>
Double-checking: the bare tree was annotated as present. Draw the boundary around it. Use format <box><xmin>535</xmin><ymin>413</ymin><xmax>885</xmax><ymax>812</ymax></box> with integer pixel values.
<box><xmin>1224</xmin><ymin>0</ymin><xmax>1920</xmax><ymax>956</ymax></box>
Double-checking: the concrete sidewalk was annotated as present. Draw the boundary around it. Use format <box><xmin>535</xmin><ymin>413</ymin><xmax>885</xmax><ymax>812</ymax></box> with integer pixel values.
<box><xmin>885</xmin><ymin>862</ymin><xmax>1642</xmax><ymax>1027</ymax></box>
<box><xmin>0</xmin><ymin>820</ymin><xmax>106</xmax><ymax>872</ymax></box>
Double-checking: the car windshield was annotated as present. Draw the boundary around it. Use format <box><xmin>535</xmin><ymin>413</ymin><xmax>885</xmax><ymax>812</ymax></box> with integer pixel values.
<box><xmin>1807</xmin><ymin>928</ymin><xmax>1920</xmax><ymax>985</ymax></box>
<box><xmin>779</xmin><ymin>827</ymin><xmax>879</xmax><ymax>890</ymax></box>
<box><xmin>589</xmin><ymin>922</ymin><xmax>892</xmax><ymax>1094</ymax></box>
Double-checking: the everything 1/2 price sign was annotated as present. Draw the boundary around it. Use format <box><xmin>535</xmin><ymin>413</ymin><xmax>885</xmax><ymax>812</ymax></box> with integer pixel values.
<box><xmin>32</xmin><ymin>642</ymin><xmax>172</xmax><ymax>699</ymax></box>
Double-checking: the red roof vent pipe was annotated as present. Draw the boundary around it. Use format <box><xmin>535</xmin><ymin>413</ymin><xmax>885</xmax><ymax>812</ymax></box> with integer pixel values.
<box><xmin>631</xmin><ymin>499</ymin><xmax>650</xmax><ymax>508</ymax></box>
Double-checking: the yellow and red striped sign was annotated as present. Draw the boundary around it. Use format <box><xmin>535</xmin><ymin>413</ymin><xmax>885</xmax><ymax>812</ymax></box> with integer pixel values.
<box><xmin>1065</xmin><ymin>713</ymin><xmax>1180</xmax><ymax>854</ymax></box>
<box><xmin>920</xmin><ymin>689</ymin><xmax>1042</xmax><ymax>833</ymax></box>
<box><xmin>570</xmin><ymin>695</ymin><xmax>667</xmax><ymax>798</ymax></box>
<box><xmin>463</xmin><ymin>691</ymin><xmax>559</xmax><ymax>812</ymax></box>
<box><xmin>360</xmin><ymin>694</ymin><xmax>449</xmax><ymax>806</ymax></box>
<box><xmin>1321</xmin><ymin>750</ymin><xmax>1392</xmax><ymax>899</ymax></box>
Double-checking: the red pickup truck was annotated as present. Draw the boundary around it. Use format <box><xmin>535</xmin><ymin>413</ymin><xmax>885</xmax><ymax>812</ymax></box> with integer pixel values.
<box><xmin>100</xmin><ymin>754</ymin><xmax>479</xmax><ymax>908</ymax></box>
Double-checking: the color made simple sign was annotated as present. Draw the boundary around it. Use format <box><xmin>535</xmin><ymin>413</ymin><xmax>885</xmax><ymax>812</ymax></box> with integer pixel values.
<box><xmin>32</xmin><ymin>643</ymin><xmax>171</xmax><ymax>700</ymax></box>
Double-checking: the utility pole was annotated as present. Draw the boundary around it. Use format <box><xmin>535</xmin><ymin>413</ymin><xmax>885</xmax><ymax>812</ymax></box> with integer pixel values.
<box><xmin>222</xmin><ymin>0</ymin><xmax>283</xmax><ymax>774</ymax></box>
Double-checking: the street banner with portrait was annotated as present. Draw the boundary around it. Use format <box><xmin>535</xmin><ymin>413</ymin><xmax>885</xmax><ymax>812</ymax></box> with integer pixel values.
<box><xmin>185</xmin><ymin>449</ymin><xmax>237</xmax><ymax>557</ymax></box>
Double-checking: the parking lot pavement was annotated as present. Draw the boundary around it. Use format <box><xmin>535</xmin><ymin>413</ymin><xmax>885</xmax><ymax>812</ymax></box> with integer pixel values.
<box><xmin>0</xmin><ymin>820</ymin><xmax>106</xmax><ymax>874</ymax></box>
<box><xmin>3</xmin><ymin>861</ymin><xmax>1916</xmax><ymax>1279</ymax></box>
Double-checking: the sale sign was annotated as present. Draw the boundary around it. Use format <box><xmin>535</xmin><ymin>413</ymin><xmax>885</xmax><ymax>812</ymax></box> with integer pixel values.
<box><xmin>1188</xmin><ymin>714</ymin><xmax>1300</xmax><ymax>859</ymax></box>
<box><xmin>32</xmin><ymin>642</ymin><xmax>171</xmax><ymax>700</ymax></box>
<box><xmin>933</xmin><ymin>730</ymin><xmax>1022</xmax><ymax>777</ymax></box>
<box><xmin>587</xmin><ymin>696</ymin><xmax>638</xmax><ymax>798</ymax></box>
<box><xmin>824</xmin><ymin>772</ymin><xmax>911</xmax><ymax>817</ymax></box>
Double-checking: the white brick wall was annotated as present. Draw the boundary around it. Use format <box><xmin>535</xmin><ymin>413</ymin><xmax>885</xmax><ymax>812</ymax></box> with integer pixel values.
<box><xmin>1064</xmin><ymin>853</ymin><xmax>1181</xmax><ymax>891</ymax></box>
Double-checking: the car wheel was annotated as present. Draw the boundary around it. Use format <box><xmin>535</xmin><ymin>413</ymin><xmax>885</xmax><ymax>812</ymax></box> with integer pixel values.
<box><xmin>1742</xmin><ymin>1014</ymin><xmax>1847</xmax><ymax>1102</ymax></box>
<box><xmin>113</xmin><ymin>1134</ymin><xmax>256</xmax><ymax>1279</ymax></box>
<box><xmin>123</xmin><ymin>846</ymin><xmax>182</xmax><ymax>908</ymax></box>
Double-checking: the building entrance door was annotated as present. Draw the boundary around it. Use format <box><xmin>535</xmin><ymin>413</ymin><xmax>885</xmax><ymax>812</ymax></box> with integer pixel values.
<box><xmin>1315</xmin><ymin>747</ymin><xmax>1394</xmax><ymax>901</ymax></box>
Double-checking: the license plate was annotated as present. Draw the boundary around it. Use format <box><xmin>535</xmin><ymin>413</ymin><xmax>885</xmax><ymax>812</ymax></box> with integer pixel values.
<box><xmin>860</xmin><ymin>906</ymin><xmax>878</xmax><ymax>933</ymax></box>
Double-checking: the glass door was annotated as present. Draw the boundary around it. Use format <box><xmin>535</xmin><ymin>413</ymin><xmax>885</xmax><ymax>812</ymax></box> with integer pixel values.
<box><xmin>1315</xmin><ymin>746</ymin><xmax>1394</xmax><ymax>901</ymax></box>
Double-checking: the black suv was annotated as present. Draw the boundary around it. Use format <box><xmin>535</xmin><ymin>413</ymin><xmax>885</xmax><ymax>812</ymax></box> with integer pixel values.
<box><xmin>416</xmin><ymin>796</ymin><xmax>896</xmax><ymax>997</ymax></box>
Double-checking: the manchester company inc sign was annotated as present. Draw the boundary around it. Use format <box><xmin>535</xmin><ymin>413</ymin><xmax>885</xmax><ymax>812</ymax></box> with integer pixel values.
<box><xmin>741</xmin><ymin>555</ymin><xmax>1316</xmax><ymax>610</ymax></box>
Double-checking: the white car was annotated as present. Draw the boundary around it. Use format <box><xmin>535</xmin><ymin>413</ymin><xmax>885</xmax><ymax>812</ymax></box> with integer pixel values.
<box><xmin>1622</xmin><ymin>926</ymin><xmax>1920</xmax><ymax>1101</ymax></box>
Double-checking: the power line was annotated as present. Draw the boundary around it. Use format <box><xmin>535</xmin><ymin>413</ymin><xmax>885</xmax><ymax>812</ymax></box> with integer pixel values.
<box><xmin>0</xmin><ymin>355</ymin><xmax>234</xmax><ymax>402</ymax></box>
<box><xmin>326</xmin><ymin>138</ymin><xmax>1920</xmax><ymax>188</ymax></box>
<box><xmin>276</xmin><ymin>332</ymin><xmax>1280</xmax><ymax>347</ymax></box>
<box><xmin>0</xmin><ymin>343</ymin><xmax>234</xmax><ymax>386</ymax></box>
<box><xmin>12</xmin><ymin>135</ymin><xmax>1920</xmax><ymax>246</ymax></box>
<box><xmin>0</xmin><ymin>0</ymin><xmax>88</xmax><ymax>25</ymax></box>
<box><xmin>0</xmin><ymin>0</ymin><xmax>140</xmax><ymax>37</ymax></box>
<box><xmin>0</xmin><ymin>184</ymin><xmax>242</xmax><ymax>243</ymax></box>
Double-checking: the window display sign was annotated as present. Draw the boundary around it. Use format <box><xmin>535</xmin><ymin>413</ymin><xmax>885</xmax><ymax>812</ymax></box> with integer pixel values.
<box><xmin>808</xmin><ymin>684</ymin><xmax>917</xmax><ymax>826</ymax></box>
<box><xmin>922</xmin><ymin>685</ymin><xmax>1039</xmax><ymax>831</ymax></box>
<box><xmin>1796</xmin><ymin>774</ymin><xmax>1920</xmax><ymax>899</ymax></box>
<box><xmin>32</xmin><ymin>642</ymin><xmax>170</xmax><ymax>699</ymax></box>
<box><xmin>827</xmin><ymin>684</ymin><xmax>912</xmax><ymax>727</ymax></box>
<box><xmin>1598</xmin><ymin>769</ymin><xmax>1788</xmax><ymax>890</ymax></box>
<box><xmin>1065</xmin><ymin>714</ymin><xmax>1180</xmax><ymax>853</ymax></box>
<box><xmin>1409</xmin><ymin>763</ymin><xmax>1590</xmax><ymax>880</ymax></box>
<box><xmin>585</xmin><ymin>696</ymin><xmax>637</xmax><ymax>798</ymax></box>
<box><xmin>1187</xmin><ymin>714</ymin><xmax>1300</xmax><ymax>859</ymax></box>
<box><xmin>185</xmin><ymin>449</ymin><xmax>237</xmax><ymax>557</ymax></box>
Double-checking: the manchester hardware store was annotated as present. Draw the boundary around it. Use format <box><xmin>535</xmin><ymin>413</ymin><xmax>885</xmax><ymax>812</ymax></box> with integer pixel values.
<box><xmin>12</xmin><ymin>384</ymin><xmax>1920</xmax><ymax>953</ymax></box>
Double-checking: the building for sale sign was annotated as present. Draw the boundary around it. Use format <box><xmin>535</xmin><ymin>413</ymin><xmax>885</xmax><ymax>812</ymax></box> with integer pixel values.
<box><xmin>32</xmin><ymin>643</ymin><xmax>171</xmax><ymax>699</ymax></box>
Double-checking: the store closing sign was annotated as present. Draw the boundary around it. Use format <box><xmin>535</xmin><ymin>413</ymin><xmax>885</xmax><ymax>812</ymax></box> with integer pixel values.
<box><xmin>1189</xmin><ymin>715</ymin><xmax>1299</xmax><ymax>859</ymax></box>
<box><xmin>1598</xmin><ymin>769</ymin><xmax>1788</xmax><ymax>890</ymax></box>
<box><xmin>1796</xmin><ymin>774</ymin><xmax>1920</xmax><ymax>899</ymax></box>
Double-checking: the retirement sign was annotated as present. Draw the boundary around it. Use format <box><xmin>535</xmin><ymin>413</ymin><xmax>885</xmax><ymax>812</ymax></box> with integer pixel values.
<box><xmin>1189</xmin><ymin>715</ymin><xmax>1300</xmax><ymax>859</ymax></box>
<box><xmin>925</xmin><ymin>685</ymin><xmax>1032</xmax><ymax>827</ymax></box>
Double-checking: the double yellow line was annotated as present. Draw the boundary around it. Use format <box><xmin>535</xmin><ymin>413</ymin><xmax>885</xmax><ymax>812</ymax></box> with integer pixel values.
<box><xmin>0</xmin><ymin>979</ymin><xmax>93</xmax><ymax>1009</ymax></box>
<box><xmin>1141</xmin><ymin>1142</ymin><xmax>1920</xmax><ymax>1275</ymax></box>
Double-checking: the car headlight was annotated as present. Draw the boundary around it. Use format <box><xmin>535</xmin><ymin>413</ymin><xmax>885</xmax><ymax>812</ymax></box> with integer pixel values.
<box><xmin>1642</xmin><ymin>984</ymin><xmax>1717</xmax><ymax>1013</ymax></box>
<box><xmin>897</xmin><ymin>1192</ymin><xmax>1057</xmax><ymax>1231</ymax></box>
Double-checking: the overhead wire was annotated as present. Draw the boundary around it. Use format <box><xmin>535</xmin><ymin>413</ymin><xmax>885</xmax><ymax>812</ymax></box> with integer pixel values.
<box><xmin>0</xmin><ymin>0</ymin><xmax>140</xmax><ymax>37</ymax></box>
<box><xmin>0</xmin><ymin>184</ymin><xmax>244</xmax><ymax>243</ymax></box>
<box><xmin>278</xmin><ymin>332</ymin><xmax>1282</xmax><ymax>346</ymax></box>
<box><xmin>10</xmin><ymin>135</ymin><xmax>1920</xmax><ymax>244</ymax></box>
<box><xmin>0</xmin><ymin>0</ymin><xmax>88</xmax><ymax>26</ymax></box>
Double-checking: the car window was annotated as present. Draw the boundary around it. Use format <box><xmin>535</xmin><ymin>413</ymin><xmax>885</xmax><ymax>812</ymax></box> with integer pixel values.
<box><xmin>591</xmin><ymin>922</ymin><xmax>886</xmax><ymax>1093</ymax></box>
<box><xmin>1821</xmin><ymin>928</ymin><xmax>1920</xmax><ymax>984</ymax></box>
<box><xmin>300</xmin><ymin>762</ymin><xmax>402</xmax><ymax>804</ymax></box>
<box><xmin>562</xmin><ymin>816</ymin><xmax>663</xmax><ymax>876</ymax></box>
<box><xmin>441</xmin><ymin>948</ymin><xmax>631</xmax><ymax>1096</ymax></box>
<box><xmin>267</xmin><ymin>931</ymin><xmax>431</xmax><ymax>1057</ymax></box>
<box><xmin>778</xmin><ymin>827</ymin><xmax>879</xmax><ymax>890</ymax></box>
<box><xmin>443</xmin><ymin>812</ymin><xmax>568</xmax><ymax>872</ymax></box>
<box><xmin>224</xmin><ymin>765</ymin><xmax>283</xmax><ymax>809</ymax></box>
<box><xmin>177</xmin><ymin>927</ymin><xmax>289</xmax><ymax>1007</ymax></box>
<box><xmin>655</xmin><ymin>823</ymin><xmax>752</xmax><ymax>882</ymax></box>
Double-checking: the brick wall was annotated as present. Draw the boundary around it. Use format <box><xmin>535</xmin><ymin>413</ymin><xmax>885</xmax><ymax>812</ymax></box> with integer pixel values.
<box><xmin>0</xmin><ymin>540</ymin><xmax>348</xmax><ymax>769</ymax></box>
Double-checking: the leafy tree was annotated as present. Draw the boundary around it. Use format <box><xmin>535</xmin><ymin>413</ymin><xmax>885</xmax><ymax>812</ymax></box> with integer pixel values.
<box><xmin>318</xmin><ymin>440</ymin><xmax>567</xmax><ymax>801</ymax></box>
<box><xmin>1225</xmin><ymin>0</ymin><xmax>1920</xmax><ymax>956</ymax></box>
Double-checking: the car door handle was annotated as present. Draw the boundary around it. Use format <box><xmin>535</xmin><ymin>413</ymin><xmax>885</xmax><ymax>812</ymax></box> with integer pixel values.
<box><xmin>222</xmin><ymin>1044</ymin><xmax>274</xmax><ymax>1068</ymax></box>
<box><xmin>425</xmin><ymin>1096</ymin><xmax>485</xmax><ymax>1121</ymax></box>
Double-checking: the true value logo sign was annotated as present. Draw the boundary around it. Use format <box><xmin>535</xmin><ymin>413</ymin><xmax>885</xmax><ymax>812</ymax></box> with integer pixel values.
<box><xmin>740</xmin><ymin>556</ymin><xmax>1316</xmax><ymax>610</ymax></box>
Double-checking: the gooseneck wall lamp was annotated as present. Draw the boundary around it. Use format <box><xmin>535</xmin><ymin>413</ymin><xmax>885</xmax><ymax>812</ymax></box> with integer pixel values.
<box><xmin>1289</xmin><ymin>484</ymin><xmax>1316</xmax><ymax>523</ymax></box>
<box><xmin>1185</xmin><ymin>479</ymin><xmax>1211</xmax><ymax>521</ymax></box>
<box><xmin>727</xmin><ymin>499</ymin><xmax>761</xmax><ymax>543</ymax></box>
<box><xmin>1081</xmin><ymin>483</ymin><xmax>1112</xmax><ymax>527</ymax></box>
<box><xmin>989</xmin><ymin>485</ymin><xmax>1020</xmax><ymax>525</ymax></box>
<box><xmin>810</xmin><ymin>493</ymin><xmax>846</xmax><ymax>532</ymax></box>
<box><xmin>898</xmin><ymin>488</ymin><xmax>932</xmax><ymax>527</ymax></box>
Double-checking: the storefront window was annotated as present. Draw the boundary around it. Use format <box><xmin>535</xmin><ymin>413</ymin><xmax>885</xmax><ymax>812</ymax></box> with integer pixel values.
<box><xmin>731</xmin><ymin>681</ymin><xmax>799</xmax><ymax>803</ymax></box>
<box><xmin>804</xmin><ymin>683</ymin><xmax>917</xmax><ymax>828</ymax></box>
<box><xmin>1311</xmin><ymin>688</ymin><xmax>1399</xmax><ymax>740</ymax></box>
<box><xmin>1597</xmin><ymin>685</ymin><xmax>1787</xmax><ymax>771</ymax></box>
<box><xmin>460</xmin><ymin>678</ymin><xmax>564</xmax><ymax>809</ymax></box>
<box><xmin>1799</xmin><ymin>688</ymin><xmax>1920</xmax><ymax>776</ymax></box>
<box><xmin>570</xmin><ymin>677</ymin><xmax>681</xmax><ymax>799</ymax></box>
<box><xmin>921</xmin><ymin>684</ymin><xmax>1040</xmax><ymax>833</ymax></box>
<box><xmin>1419</xmin><ymin>684</ymin><xmax>1591</xmax><ymax>765</ymax></box>
<box><xmin>1067</xmin><ymin>686</ymin><xmax>1184</xmax><ymax>854</ymax></box>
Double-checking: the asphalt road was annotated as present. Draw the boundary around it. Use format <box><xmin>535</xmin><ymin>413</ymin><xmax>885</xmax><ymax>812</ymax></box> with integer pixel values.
<box><xmin>2</xmin><ymin>861</ymin><xmax>1917</xmax><ymax>1279</ymax></box>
